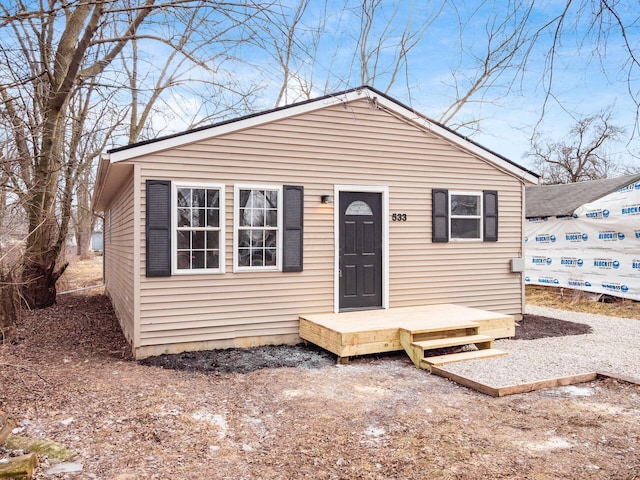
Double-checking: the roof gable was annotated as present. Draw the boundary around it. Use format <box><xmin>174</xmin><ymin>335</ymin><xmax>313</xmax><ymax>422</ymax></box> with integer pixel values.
<box><xmin>525</xmin><ymin>173</ymin><xmax>640</xmax><ymax>218</ymax></box>
<box><xmin>106</xmin><ymin>86</ymin><xmax>538</xmax><ymax>184</ymax></box>
<box><xmin>95</xmin><ymin>86</ymin><xmax>540</xmax><ymax>212</ymax></box>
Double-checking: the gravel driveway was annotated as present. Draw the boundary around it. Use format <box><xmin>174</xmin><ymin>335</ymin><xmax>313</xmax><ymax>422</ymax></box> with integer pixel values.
<box><xmin>441</xmin><ymin>305</ymin><xmax>640</xmax><ymax>388</ymax></box>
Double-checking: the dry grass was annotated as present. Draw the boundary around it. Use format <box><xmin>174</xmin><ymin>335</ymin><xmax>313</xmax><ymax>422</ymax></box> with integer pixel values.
<box><xmin>526</xmin><ymin>285</ymin><xmax>640</xmax><ymax>319</ymax></box>
<box><xmin>56</xmin><ymin>256</ymin><xmax>103</xmax><ymax>293</ymax></box>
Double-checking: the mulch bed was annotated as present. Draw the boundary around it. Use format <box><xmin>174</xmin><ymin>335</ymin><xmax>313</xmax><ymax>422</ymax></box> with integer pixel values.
<box><xmin>513</xmin><ymin>314</ymin><xmax>592</xmax><ymax>340</ymax></box>
<box><xmin>140</xmin><ymin>343</ymin><xmax>334</xmax><ymax>374</ymax></box>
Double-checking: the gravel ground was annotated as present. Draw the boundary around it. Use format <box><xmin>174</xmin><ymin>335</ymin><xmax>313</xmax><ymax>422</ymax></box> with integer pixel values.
<box><xmin>441</xmin><ymin>305</ymin><xmax>640</xmax><ymax>388</ymax></box>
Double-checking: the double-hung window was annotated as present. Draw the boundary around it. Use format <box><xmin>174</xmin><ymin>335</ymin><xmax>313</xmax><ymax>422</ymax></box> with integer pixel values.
<box><xmin>234</xmin><ymin>185</ymin><xmax>282</xmax><ymax>271</ymax></box>
<box><xmin>432</xmin><ymin>189</ymin><xmax>498</xmax><ymax>243</ymax></box>
<box><xmin>173</xmin><ymin>183</ymin><xmax>225</xmax><ymax>273</ymax></box>
<box><xmin>450</xmin><ymin>192</ymin><xmax>482</xmax><ymax>240</ymax></box>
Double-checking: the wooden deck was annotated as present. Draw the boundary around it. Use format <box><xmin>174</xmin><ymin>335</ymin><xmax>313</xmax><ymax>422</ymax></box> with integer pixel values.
<box><xmin>299</xmin><ymin>304</ymin><xmax>514</xmax><ymax>366</ymax></box>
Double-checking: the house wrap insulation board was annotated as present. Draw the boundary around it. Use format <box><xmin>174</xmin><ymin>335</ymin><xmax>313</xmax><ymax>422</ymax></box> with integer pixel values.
<box><xmin>525</xmin><ymin>180</ymin><xmax>640</xmax><ymax>300</ymax></box>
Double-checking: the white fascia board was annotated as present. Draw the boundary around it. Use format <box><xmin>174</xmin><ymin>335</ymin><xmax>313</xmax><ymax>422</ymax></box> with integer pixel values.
<box><xmin>92</xmin><ymin>153</ymin><xmax>113</xmax><ymax>212</ymax></box>
<box><xmin>109</xmin><ymin>90</ymin><xmax>369</xmax><ymax>163</ymax></box>
<box><xmin>371</xmin><ymin>94</ymin><xmax>539</xmax><ymax>185</ymax></box>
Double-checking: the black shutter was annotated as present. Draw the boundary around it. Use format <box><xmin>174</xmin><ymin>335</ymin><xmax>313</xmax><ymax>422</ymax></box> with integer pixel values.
<box><xmin>432</xmin><ymin>189</ymin><xmax>449</xmax><ymax>243</ymax></box>
<box><xmin>483</xmin><ymin>190</ymin><xmax>498</xmax><ymax>242</ymax></box>
<box><xmin>282</xmin><ymin>185</ymin><xmax>304</xmax><ymax>272</ymax></box>
<box><xmin>146</xmin><ymin>180</ymin><xmax>172</xmax><ymax>277</ymax></box>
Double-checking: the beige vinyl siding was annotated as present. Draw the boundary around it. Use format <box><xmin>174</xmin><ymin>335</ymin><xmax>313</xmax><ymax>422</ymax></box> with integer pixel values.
<box><xmin>104</xmin><ymin>172</ymin><xmax>136</xmax><ymax>346</ymax></box>
<box><xmin>133</xmin><ymin>98</ymin><xmax>527</xmax><ymax>351</ymax></box>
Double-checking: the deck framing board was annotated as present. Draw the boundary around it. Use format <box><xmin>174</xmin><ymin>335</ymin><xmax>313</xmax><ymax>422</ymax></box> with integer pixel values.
<box><xmin>299</xmin><ymin>304</ymin><xmax>514</xmax><ymax>358</ymax></box>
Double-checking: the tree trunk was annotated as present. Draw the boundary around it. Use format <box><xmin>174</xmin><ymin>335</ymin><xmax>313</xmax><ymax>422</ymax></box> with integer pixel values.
<box><xmin>20</xmin><ymin>260</ymin><xmax>67</xmax><ymax>309</ymax></box>
<box><xmin>0</xmin><ymin>274</ymin><xmax>19</xmax><ymax>342</ymax></box>
<box><xmin>76</xmin><ymin>230</ymin><xmax>92</xmax><ymax>260</ymax></box>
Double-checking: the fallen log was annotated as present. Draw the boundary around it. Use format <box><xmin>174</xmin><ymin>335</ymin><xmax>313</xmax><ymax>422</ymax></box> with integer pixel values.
<box><xmin>0</xmin><ymin>453</ymin><xmax>38</xmax><ymax>479</ymax></box>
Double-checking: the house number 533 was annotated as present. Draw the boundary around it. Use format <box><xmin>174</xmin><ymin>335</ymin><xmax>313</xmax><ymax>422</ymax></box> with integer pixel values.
<box><xmin>391</xmin><ymin>213</ymin><xmax>407</xmax><ymax>221</ymax></box>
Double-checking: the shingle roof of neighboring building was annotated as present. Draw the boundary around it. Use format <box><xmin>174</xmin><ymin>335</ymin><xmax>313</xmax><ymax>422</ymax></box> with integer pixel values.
<box><xmin>525</xmin><ymin>173</ymin><xmax>640</xmax><ymax>218</ymax></box>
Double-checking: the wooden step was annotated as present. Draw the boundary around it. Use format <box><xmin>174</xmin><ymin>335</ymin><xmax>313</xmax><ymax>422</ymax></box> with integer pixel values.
<box><xmin>412</xmin><ymin>334</ymin><xmax>494</xmax><ymax>352</ymax></box>
<box><xmin>400</xmin><ymin>320</ymin><xmax>479</xmax><ymax>336</ymax></box>
<box><xmin>421</xmin><ymin>348</ymin><xmax>507</xmax><ymax>369</ymax></box>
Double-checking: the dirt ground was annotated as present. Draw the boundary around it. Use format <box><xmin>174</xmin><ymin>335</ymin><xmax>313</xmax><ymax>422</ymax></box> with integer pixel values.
<box><xmin>2</xmin><ymin>289</ymin><xmax>639</xmax><ymax>479</ymax></box>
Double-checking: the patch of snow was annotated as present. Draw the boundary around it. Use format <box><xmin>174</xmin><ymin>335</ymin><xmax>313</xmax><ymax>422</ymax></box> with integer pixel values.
<box><xmin>546</xmin><ymin>385</ymin><xmax>595</xmax><ymax>397</ymax></box>
<box><xmin>522</xmin><ymin>436</ymin><xmax>572</xmax><ymax>452</ymax></box>
<box><xmin>61</xmin><ymin>417</ymin><xmax>74</xmax><ymax>425</ymax></box>
<box><xmin>192</xmin><ymin>411</ymin><xmax>228</xmax><ymax>439</ymax></box>
<box><xmin>364</xmin><ymin>426</ymin><xmax>386</xmax><ymax>437</ymax></box>
<box><xmin>281</xmin><ymin>389</ymin><xmax>303</xmax><ymax>398</ymax></box>
<box><xmin>46</xmin><ymin>462</ymin><xmax>84</xmax><ymax>474</ymax></box>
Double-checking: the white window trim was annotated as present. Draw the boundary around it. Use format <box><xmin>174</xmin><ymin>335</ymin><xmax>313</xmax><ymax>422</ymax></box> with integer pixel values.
<box><xmin>449</xmin><ymin>190</ymin><xmax>483</xmax><ymax>241</ymax></box>
<box><xmin>233</xmin><ymin>184</ymin><xmax>283</xmax><ymax>273</ymax></box>
<box><xmin>171</xmin><ymin>181</ymin><xmax>226</xmax><ymax>275</ymax></box>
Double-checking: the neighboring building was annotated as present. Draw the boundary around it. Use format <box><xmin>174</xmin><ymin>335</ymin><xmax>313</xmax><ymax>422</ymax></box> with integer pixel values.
<box><xmin>93</xmin><ymin>86</ymin><xmax>539</xmax><ymax>359</ymax></box>
<box><xmin>525</xmin><ymin>174</ymin><xmax>640</xmax><ymax>300</ymax></box>
<box><xmin>90</xmin><ymin>231</ymin><xmax>104</xmax><ymax>253</ymax></box>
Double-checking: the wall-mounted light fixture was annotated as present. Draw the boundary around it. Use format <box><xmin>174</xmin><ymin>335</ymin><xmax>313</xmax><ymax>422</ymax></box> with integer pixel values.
<box><xmin>321</xmin><ymin>195</ymin><xmax>334</xmax><ymax>204</ymax></box>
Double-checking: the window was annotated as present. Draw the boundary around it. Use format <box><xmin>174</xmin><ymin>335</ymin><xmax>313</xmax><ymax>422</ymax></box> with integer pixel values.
<box><xmin>345</xmin><ymin>200</ymin><xmax>373</xmax><ymax>216</ymax></box>
<box><xmin>145</xmin><ymin>180</ymin><xmax>303</xmax><ymax>277</ymax></box>
<box><xmin>173</xmin><ymin>183</ymin><xmax>224</xmax><ymax>273</ymax></box>
<box><xmin>450</xmin><ymin>192</ymin><xmax>482</xmax><ymax>239</ymax></box>
<box><xmin>432</xmin><ymin>189</ymin><xmax>498</xmax><ymax>243</ymax></box>
<box><xmin>234</xmin><ymin>185</ymin><xmax>282</xmax><ymax>271</ymax></box>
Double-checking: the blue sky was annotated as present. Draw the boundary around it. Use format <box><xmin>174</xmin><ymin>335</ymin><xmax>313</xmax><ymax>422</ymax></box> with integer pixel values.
<box><xmin>130</xmin><ymin>0</ymin><xmax>640</xmax><ymax>173</ymax></box>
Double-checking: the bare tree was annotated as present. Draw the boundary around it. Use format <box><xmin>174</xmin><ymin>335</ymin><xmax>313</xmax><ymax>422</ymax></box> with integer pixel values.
<box><xmin>269</xmin><ymin>0</ymin><xmax>314</xmax><ymax>106</ymax></box>
<box><xmin>515</xmin><ymin>0</ymin><xmax>640</xmax><ymax>137</ymax></box>
<box><xmin>2</xmin><ymin>0</ymin><xmax>639</xmax><ymax>315</ymax></box>
<box><xmin>349</xmin><ymin>0</ymin><xmax>447</xmax><ymax>94</ymax></box>
<box><xmin>121</xmin><ymin>1</ymin><xmax>261</xmax><ymax>141</ymax></box>
<box><xmin>437</xmin><ymin>0</ymin><xmax>535</xmax><ymax>131</ymax></box>
<box><xmin>527</xmin><ymin>108</ymin><xmax>626</xmax><ymax>184</ymax></box>
<box><xmin>66</xmin><ymin>85</ymin><xmax>120</xmax><ymax>260</ymax></box>
<box><xmin>247</xmin><ymin>0</ymin><xmax>326</xmax><ymax>106</ymax></box>
<box><xmin>0</xmin><ymin>0</ymin><xmax>262</xmax><ymax>309</ymax></box>
<box><xmin>254</xmin><ymin>0</ymin><xmax>448</xmax><ymax>106</ymax></box>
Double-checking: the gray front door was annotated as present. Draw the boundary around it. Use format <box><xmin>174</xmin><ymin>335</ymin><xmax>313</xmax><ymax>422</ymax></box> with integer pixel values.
<box><xmin>339</xmin><ymin>191</ymin><xmax>383</xmax><ymax>310</ymax></box>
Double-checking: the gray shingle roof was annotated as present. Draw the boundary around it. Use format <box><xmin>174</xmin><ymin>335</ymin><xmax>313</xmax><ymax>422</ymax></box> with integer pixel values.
<box><xmin>525</xmin><ymin>174</ymin><xmax>640</xmax><ymax>218</ymax></box>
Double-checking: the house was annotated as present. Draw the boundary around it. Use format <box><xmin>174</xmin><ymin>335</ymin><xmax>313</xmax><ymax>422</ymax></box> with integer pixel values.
<box><xmin>525</xmin><ymin>174</ymin><xmax>640</xmax><ymax>301</ymax></box>
<box><xmin>93</xmin><ymin>86</ymin><xmax>539</xmax><ymax>360</ymax></box>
